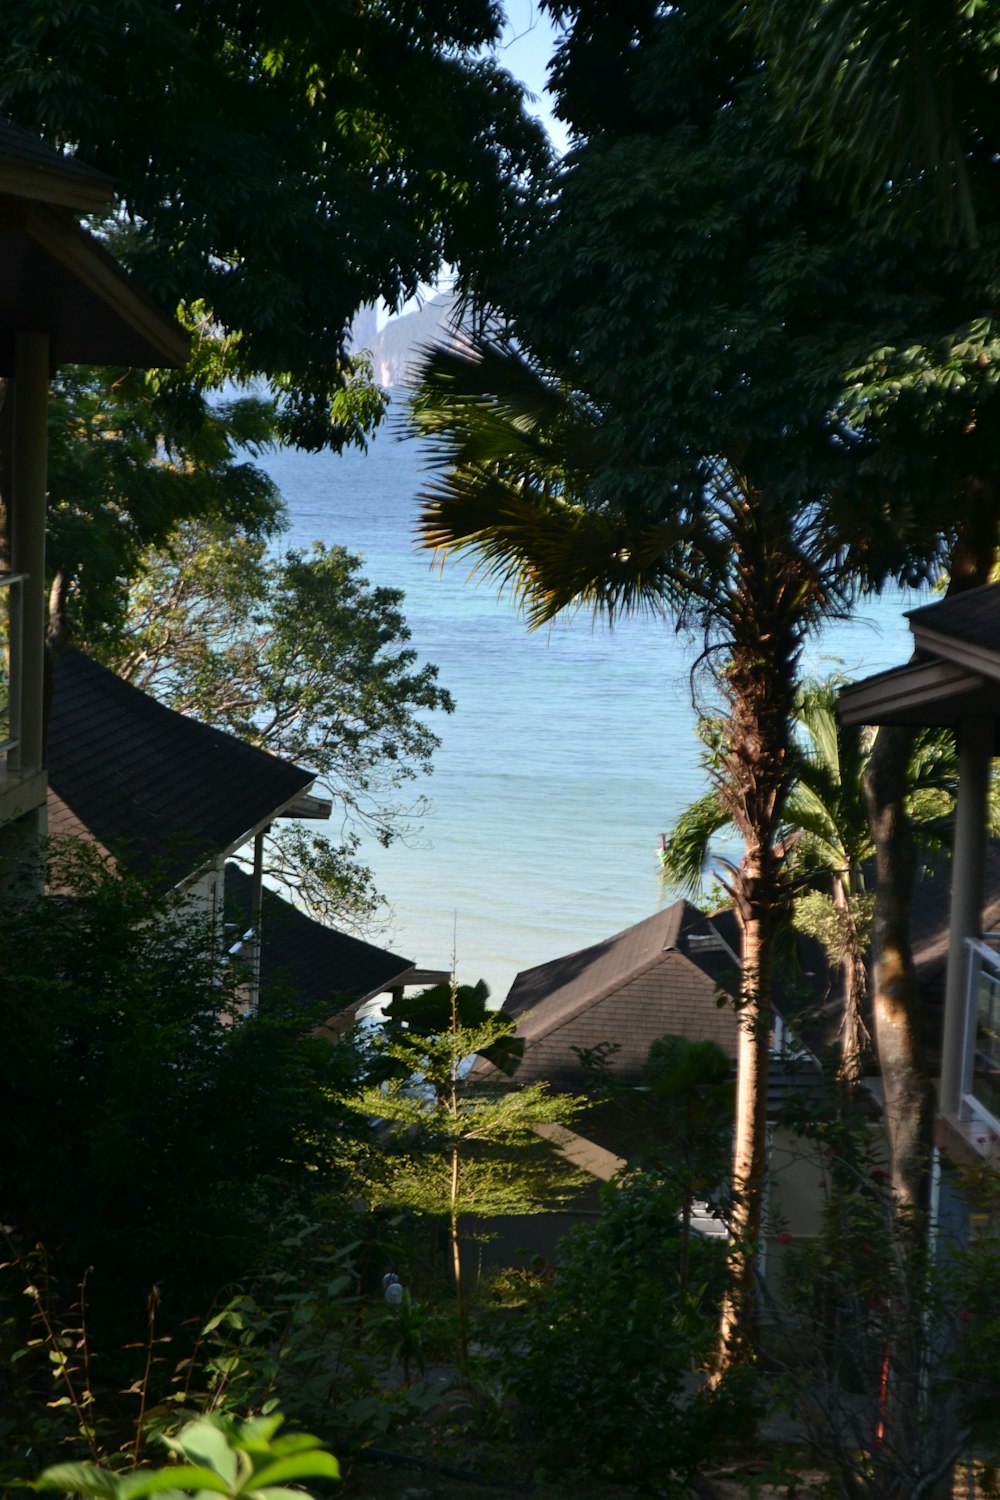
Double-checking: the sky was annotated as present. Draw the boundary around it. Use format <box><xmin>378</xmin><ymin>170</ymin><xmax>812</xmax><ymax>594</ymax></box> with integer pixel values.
<box><xmin>377</xmin><ymin>5</ymin><xmax>567</xmax><ymax>328</ymax></box>
<box><xmin>496</xmin><ymin>2</ymin><xmax>570</xmax><ymax>156</ymax></box>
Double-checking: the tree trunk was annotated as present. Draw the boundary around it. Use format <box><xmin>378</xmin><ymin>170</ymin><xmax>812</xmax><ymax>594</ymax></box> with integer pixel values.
<box><xmin>449</xmin><ymin>1142</ymin><xmax>467</xmax><ymax>1365</ymax></box>
<box><xmin>717</xmin><ymin>857</ymin><xmax>777</xmax><ymax>1367</ymax></box>
<box><xmin>864</xmin><ymin>723</ymin><xmax>934</xmax><ymax>1211</ymax></box>
<box><xmin>837</xmin><ymin>871</ymin><xmax>870</xmax><ymax>1088</ymax></box>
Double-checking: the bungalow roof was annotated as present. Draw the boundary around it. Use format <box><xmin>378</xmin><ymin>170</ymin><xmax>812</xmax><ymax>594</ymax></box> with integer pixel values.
<box><xmin>840</xmin><ymin>583</ymin><xmax>1000</xmax><ymax>732</ymax></box>
<box><xmin>0</xmin><ymin>120</ymin><xmax>112</xmax><ymax>213</ymax></box>
<box><xmin>223</xmin><ymin>862</ymin><xmax>415</xmax><ymax>1021</ymax></box>
<box><xmin>489</xmin><ymin>902</ymin><xmax>745</xmax><ymax>1089</ymax></box>
<box><xmin>907</xmin><ymin>582</ymin><xmax>1000</xmax><ymax>666</ymax></box>
<box><xmin>505</xmin><ymin>900</ymin><xmax>740</xmax><ymax>1036</ymax></box>
<box><xmin>47</xmin><ymin>647</ymin><xmax>316</xmax><ymax>893</ymax></box>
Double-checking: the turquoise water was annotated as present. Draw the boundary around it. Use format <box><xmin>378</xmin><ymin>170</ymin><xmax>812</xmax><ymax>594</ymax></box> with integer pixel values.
<box><xmin>261</xmin><ymin>424</ymin><xmax>922</xmax><ymax>1003</ymax></box>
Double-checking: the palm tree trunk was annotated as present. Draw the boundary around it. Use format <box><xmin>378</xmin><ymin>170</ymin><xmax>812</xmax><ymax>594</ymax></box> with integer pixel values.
<box><xmin>718</xmin><ymin>856</ymin><xmax>777</xmax><ymax>1366</ymax></box>
<box><xmin>836</xmin><ymin>872</ymin><xmax>869</xmax><ymax>1089</ymax></box>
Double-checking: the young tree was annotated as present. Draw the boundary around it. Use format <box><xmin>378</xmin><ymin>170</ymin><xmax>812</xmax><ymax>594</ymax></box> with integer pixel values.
<box><xmin>96</xmin><ymin>520</ymin><xmax>453</xmax><ymax>931</ymax></box>
<box><xmin>660</xmin><ymin>681</ymin><xmax>959</xmax><ymax>1087</ymax></box>
<box><xmin>346</xmin><ymin>980</ymin><xmax>584</xmax><ymax>1356</ymax></box>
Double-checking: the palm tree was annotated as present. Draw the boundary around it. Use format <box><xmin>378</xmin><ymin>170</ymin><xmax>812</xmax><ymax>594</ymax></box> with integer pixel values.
<box><xmin>662</xmin><ymin>679</ymin><xmax>959</xmax><ymax>1088</ymax></box>
<box><xmin>409</xmin><ymin>331</ymin><xmax>852</xmax><ymax>1362</ymax></box>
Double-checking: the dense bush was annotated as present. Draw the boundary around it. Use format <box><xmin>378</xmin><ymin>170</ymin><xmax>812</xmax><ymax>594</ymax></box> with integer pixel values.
<box><xmin>0</xmin><ymin>845</ymin><xmax>368</xmax><ymax>1339</ymax></box>
<box><xmin>500</xmin><ymin>1168</ymin><xmax>743</xmax><ymax>1489</ymax></box>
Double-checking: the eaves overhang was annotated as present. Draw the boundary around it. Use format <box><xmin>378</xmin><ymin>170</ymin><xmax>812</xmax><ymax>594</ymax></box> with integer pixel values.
<box><xmin>839</xmin><ymin>658</ymin><xmax>999</xmax><ymax>729</ymax></box>
<box><xmin>909</xmin><ymin>621</ymin><xmax>1000</xmax><ymax>687</ymax></box>
<box><xmin>0</xmin><ymin>197</ymin><xmax>189</xmax><ymax>371</ymax></box>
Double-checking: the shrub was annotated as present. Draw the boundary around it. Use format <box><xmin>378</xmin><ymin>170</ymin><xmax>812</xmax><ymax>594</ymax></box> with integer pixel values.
<box><xmin>500</xmin><ymin>1168</ymin><xmax>743</xmax><ymax>1489</ymax></box>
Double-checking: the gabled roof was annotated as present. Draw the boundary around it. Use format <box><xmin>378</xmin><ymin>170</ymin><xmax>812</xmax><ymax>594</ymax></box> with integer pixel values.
<box><xmin>490</xmin><ymin>903</ymin><xmax>744</xmax><ymax>1088</ymax></box>
<box><xmin>224</xmin><ymin>863</ymin><xmax>415</xmax><ymax>1019</ymax></box>
<box><xmin>907</xmin><ymin>582</ymin><xmax>1000</xmax><ymax>665</ymax></box>
<box><xmin>840</xmin><ymin>583</ymin><xmax>1000</xmax><ymax>732</ymax></box>
<box><xmin>505</xmin><ymin>901</ymin><xmax>740</xmax><ymax>1041</ymax></box>
<box><xmin>47</xmin><ymin>648</ymin><xmax>317</xmax><ymax>893</ymax></box>
<box><xmin>0</xmin><ymin>120</ymin><xmax>112</xmax><ymax>213</ymax></box>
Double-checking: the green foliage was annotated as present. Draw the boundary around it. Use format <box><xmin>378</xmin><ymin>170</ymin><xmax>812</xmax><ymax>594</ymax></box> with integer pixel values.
<box><xmin>32</xmin><ymin>1413</ymin><xmax>339</xmax><ymax>1500</ymax></box>
<box><xmin>502</xmin><ymin>1168</ymin><xmax>743</xmax><ymax>1489</ymax></box>
<box><xmin>741</xmin><ymin>0</ymin><xmax>1000</xmax><ymax>242</ymax></box>
<box><xmin>1</xmin><ymin>0</ymin><xmax>548</xmax><ymax>448</ymax></box>
<box><xmin>348</xmin><ymin>981</ymin><xmax>585</xmax><ymax>1226</ymax></box>
<box><xmin>773</xmin><ymin>1111</ymin><xmax>1000</xmax><ymax>1496</ymax></box>
<box><xmin>0</xmin><ymin>843</ymin><xmax>368</xmax><ymax>1338</ymax></box>
<box><xmin>45</xmin><ymin>357</ymin><xmax>286</xmax><ymax>649</ymax></box>
<box><xmin>93</xmin><ymin>522</ymin><xmax>453</xmax><ymax>929</ymax></box>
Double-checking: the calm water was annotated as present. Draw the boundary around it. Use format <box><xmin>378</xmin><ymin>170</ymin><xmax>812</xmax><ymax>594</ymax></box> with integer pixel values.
<box><xmin>261</xmin><ymin>424</ymin><xmax>922</xmax><ymax>1002</ymax></box>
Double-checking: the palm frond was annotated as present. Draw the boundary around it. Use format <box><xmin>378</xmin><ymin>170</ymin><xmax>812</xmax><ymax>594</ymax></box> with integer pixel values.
<box><xmin>409</xmin><ymin>331</ymin><xmax>695</xmax><ymax>627</ymax></box>
<box><xmin>659</xmin><ymin>791</ymin><xmax>732</xmax><ymax>896</ymax></box>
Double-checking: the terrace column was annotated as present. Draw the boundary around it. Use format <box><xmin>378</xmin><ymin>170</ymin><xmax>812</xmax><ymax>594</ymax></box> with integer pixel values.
<box><xmin>939</xmin><ymin>715</ymin><xmax>995</xmax><ymax>1119</ymax></box>
<box><xmin>9</xmin><ymin>330</ymin><xmax>49</xmax><ymax>777</ymax></box>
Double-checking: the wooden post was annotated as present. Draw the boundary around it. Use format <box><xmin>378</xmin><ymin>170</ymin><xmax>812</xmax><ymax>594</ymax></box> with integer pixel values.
<box><xmin>939</xmin><ymin>715</ymin><xmax>994</xmax><ymax>1119</ymax></box>
<box><xmin>9</xmin><ymin>331</ymin><xmax>49</xmax><ymax>776</ymax></box>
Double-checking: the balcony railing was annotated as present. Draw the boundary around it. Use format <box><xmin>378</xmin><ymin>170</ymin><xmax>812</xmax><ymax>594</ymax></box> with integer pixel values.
<box><xmin>963</xmin><ymin>934</ymin><xmax>1000</xmax><ymax>1132</ymax></box>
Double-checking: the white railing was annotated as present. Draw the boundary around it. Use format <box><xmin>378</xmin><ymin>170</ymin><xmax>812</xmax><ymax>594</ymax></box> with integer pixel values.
<box><xmin>962</xmin><ymin>934</ymin><xmax>1000</xmax><ymax>1132</ymax></box>
<box><xmin>0</xmin><ymin>570</ymin><xmax>25</xmax><ymax>757</ymax></box>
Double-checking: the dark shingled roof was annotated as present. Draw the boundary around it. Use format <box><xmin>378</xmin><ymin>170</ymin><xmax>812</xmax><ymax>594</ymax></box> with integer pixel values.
<box><xmin>498</xmin><ymin>902</ymin><xmax>743</xmax><ymax>1088</ymax></box>
<box><xmin>224</xmin><ymin>863</ymin><xmax>415</xmax><ymax>1017</ymax></box>
<box><xmin>0</xmin><ymin>120</ymin><xmax>112</xmax><ymax>210</ymax></box>
<box><xmin>908</xmin><ymin>582</ymin><xmax>1000</xmax><ymax>661</ymax></box>
<box><xmin>47</xmin><ymin>648</ymin><xmax>316</xmax><ymax>893</ymax></box>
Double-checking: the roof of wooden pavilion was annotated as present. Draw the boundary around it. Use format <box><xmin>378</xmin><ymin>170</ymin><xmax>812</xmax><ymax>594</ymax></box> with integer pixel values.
<box><xmin>839</xmin><ymin>584</ymin><xmax>1000</xmax><ymax>734</ymax></box>
<box><xmin>0</xmin><ymin>119</ymin><xmax>189</xmax><ymax>372</ymax></box>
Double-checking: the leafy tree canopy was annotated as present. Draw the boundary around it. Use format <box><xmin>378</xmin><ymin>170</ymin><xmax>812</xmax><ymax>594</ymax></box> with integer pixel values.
<box><xmin>740</xmin><ymin>0</ymin><xmax>1000</xmax><ymax>243</ymax></box>
<box><xmin>464</xmin><ymin>0</ymin><xmax>1000</xmax><ymax>591</ymax></box>
<box><xmin>2</xmin><ymin>0</ymin><xmax>550</xmax><ymax>450</ymax></box>
<box><xmin>96</xmin><ymin>520</ymin><xmax>454</xmax><ymax>930</ymax></box>
<box><xmin>45</xmin><ymin>345</ymin><xmax>287</xmax><ymax>647</ymax></box>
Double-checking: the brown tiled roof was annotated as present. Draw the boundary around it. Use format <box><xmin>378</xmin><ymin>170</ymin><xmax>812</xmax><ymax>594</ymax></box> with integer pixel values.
<box><xmin>497</xmin><ymin>903</ymin><xmax>743</xmax><ymax>1088</ymax></box>
<box><xmin>47</xmin><ymin>647</ymin><xmax>316</xmax><ymax>893</ymax></box>
<box><xmin>506</xmin><ymin>901</ymin><xmax>738</xmax><ymax>1026</ymax></box>
<box><xmin>223</xmin><ymin>863</ymin><xmax>414</xmax><ymax>1017</ymax></box>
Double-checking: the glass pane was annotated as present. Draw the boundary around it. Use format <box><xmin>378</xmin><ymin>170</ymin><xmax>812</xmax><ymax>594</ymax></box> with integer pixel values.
<box><xmin>972</xmin><ymin>967</ymin><xmax>1000</xmax><ymax>1119</ymax></box>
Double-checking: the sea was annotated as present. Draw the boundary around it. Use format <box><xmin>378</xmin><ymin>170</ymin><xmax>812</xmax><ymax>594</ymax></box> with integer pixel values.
<box><xmin>259</xmin><ymin>420</ymin><xmax>923</xmax><ymax>1004</ymax></box>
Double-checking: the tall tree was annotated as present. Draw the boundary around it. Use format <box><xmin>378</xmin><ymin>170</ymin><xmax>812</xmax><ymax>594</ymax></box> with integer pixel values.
<box><xmin>409</xmin><ymin>0</ymin><xmax>948</xmax><ymax>1359</ymax></box>
<box><xmin>1</xmin><ymin>0</ymin><xmax>549</xmax><ymax>450</ymax></box>
<box><xmin>734</xmin><ymin>0</ymin><xmax>1000</xmax><ymax>1226</ymax></box>
<box><xmin>411</xmin><ymin>331</ymin><xmax>850</xmax><ymax>1363</ymax></box>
